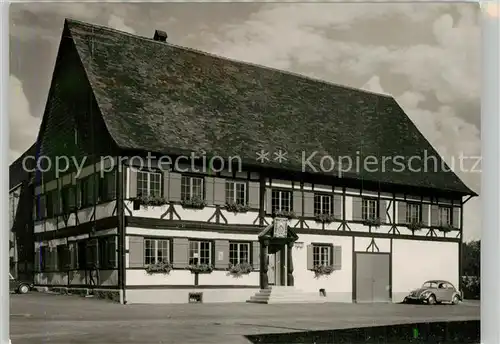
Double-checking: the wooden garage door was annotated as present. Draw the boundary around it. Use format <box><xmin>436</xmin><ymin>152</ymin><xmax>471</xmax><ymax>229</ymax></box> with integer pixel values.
<box><xmin>355</xmin><ymin>253</ymin><xmax>391</xmax><ymax>303</ymax></box>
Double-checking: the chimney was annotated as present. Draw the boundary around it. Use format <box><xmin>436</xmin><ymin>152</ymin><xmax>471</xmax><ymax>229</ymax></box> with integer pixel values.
<box><xmin>153</xmin><ymin>30</ymin><xmax>168</xmax><ymax>42</ymax></box>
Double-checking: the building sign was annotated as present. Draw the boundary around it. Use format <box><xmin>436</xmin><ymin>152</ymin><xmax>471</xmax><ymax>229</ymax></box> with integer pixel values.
<box><xmin>274</xmin><ymin>217</ymin><xmax>288</xmax><ymax>238</ymax></box>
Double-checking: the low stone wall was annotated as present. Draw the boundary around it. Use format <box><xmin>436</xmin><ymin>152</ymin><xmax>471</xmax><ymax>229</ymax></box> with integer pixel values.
<box><xmin>34</xmin><ymin>286</ymin><xmax>121</xmax><ymax>303</ymax></box>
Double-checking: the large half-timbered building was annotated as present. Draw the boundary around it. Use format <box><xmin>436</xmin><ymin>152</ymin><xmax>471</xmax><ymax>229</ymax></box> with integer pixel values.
<box><xmin>27</xmin><ymin>19</ymin><xmax>476</xmax><ymax>304</ymax></box>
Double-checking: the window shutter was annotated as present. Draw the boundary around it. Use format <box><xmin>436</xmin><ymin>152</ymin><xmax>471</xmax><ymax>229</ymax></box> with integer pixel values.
<box><xmin>452</xmin><ymin>207</ymin><xmax>460</xmax><ymax>228</ymax></box>
<box><xmin>213</xmin><ymin>178</ymin><xmax>225</xmax><ymax>205</ymax></box>
<box><xmin>128</xmin><ymin>236</ymin><xmax>144</xmax><ymax>268</ymax></box>
<box><xmin>252</xmin><ymin>242</ymin><xmax>260</xmax><ymax>271</ymax></box>
<box><xmin>303</xmin><ymin>192</ymin><xmax>314</xmax><ymax>217</ymax></box>
<box><xmin>34</xmin><ymin>248</ymin><xmax>40</xmax><ymax>272</ymax></box>
<box><xmin>39</xmin><ymin>195</ymin><xmax>46</xmax><ymax>218</ymax></box>
<box><xmin>397</xmin><ymin>201</ymin><xmax>407</xmax><ymax>224</ymax></box>
<box><xmin>422</xmin><ymin>204</ymin><xmax>430</xmax><ymax>226</ymax></box>
<box><xmin>248</xmin><ymin>182</ymin><xmax>260</xmax><ymax>209</ymax></box>
<box><xmin>169</xmin><ymin>173</ymin><xmax>182</xmax><ymax>202</ymax></box>
<box><xmin>430</xmin><ymin>205</ymin><xmax>439</xmax><ymax>226</ymax></box>
<box><xmin>352</xmin><ymin>197</ymin><xmax>363</xmax><ymax>221</ymax></box>
<box><xmin>86</xmin><ymin>239</ymin><xmax>98</xmax><ymax>269</ymax></box>
<box><xmin>378</xmin><ymin>200</ymin><xmax>386</xmax><ymax>222</ymax></box>
<box><xmin>107</xmin><ymin>237</ymin><xmax>117</xmax><ymax>268</ymax></box>
<box><xmin>333</xmin><ymin>245</ymin><xmax>342</xmax><ymax>270</ymax></box>
<box><xmin>293</xmin><ymin>191</ymin><xmax>303</xmax><ymax>217</ymax></box>
<box><xmin>205</xmin><ymin>177</ymin><xmax>215</xmax><ymax>205</ymax></box>
<box><xmin>265</xmin><ymin>188</ymin><xmax>273</xmax><ymax>214</ymax></box>
<box><xmin>161</xmin><ymin>171</ymin><xmax>170</xmax><ymax>199</ymax></box>
<box><xmin>172</xmin><ymin>238</ymin><xmax>189</xmax><ymax>268</ymax></box>
<box><xmin>333</xmin><ymin>194</ymin><xmax>342</xmax><ymax>219</ymax></box>
<box><xmin>129</xmin><ymin>169</ymin><xmax>137</xmax><ymax>198</ymax></box>
<box><xmin>307</xmin><ymin>245</ymin><xmax>314</xmax><ymax>270</ymax></box>
<box><xmin>214</xmin><ymin>240</ymin><xmax>229</xmax><ymax>269</ymax></box>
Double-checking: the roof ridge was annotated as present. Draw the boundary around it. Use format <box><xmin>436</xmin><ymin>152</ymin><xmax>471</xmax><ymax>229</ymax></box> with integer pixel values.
<box><xmin>64</xmin><ymin>17</ymin><xmax>393</xmax><ymax>100</ymax></box>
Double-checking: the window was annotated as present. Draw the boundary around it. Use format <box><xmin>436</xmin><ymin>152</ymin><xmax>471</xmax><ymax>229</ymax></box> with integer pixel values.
<box><xmin>313</xmin><ymin>245</ymin><xmax>331</xmax><ymax>267</ymax></box>
<box><xmin>98</xmin><ymin>237</ymin><xmax>117</xmax><ymax>269</ymax></box>
<box><xmin>229</xmin><ymin>242</ymin><xmax>250</xmax><ymax>265</ymax></box>
<box><xmin>56</xmin><ymin>245</ymin><xmax>68</xmax><ymax>271</ymax></box>
<box><xmin>137</xmin><ymin>171</ymin><xmax>162</xmax><ymax>197</ymax></box>
<box><xmin>40</xmin><ymin>246</ymin><xmax>48</xmax><ymax>271</ymax></box>
<box><xmin>225</xmin><ymin>181</ymin><xmax>246</xmax><ymax>205</ymax></box>
<box><xmin>45</xmin><ymin>190</ymin><xmax>60</xmax><ymax>218</ymax></box>
<box><xmin>100</xmin><ymin>171</ymin><xmax>116</xmax><ymax>201</ymax></box>
<box><xmin>79</xmin><ymin>176</ymin><xmax>96</xmax><ymax>208</ymax></box>
<box><xmin>144</xmin><ymin>239</ymin><xmax>169</xmax><ymax>265</ymax></box>
<box><xmin>439</xmin><ymin>206</ymin><xmax>452</xmax><ymax>226</ymax></box>
<box><xmin>406</xmin><ymin>203</ymin><xmax>421</xmax><ymax>223</ymax></box>
<box><xmin>314</xmin><ymin>194</ymin><xmax>332</xmax><ymax>215</ymax></box>
<box><xmin>181</xmin><ymin>176</ymin><xmax>204</xmax><ymax>201</ymax></box>
<box><xmin>77</xmin><ymin>241</ymin><xmax>86</xmax><ymax>269</ymax></box>
<box><xmin>62</xmin><ymin>186</ymin><xmax>76</xmax><ymax>213</ymax></box>
<box><xmin>271</xmin><ymin>189</ymin><xmax>291</xmax><ymax>213</ymax></box>
<box><xmin>362</xmin><ymin>198</ymin><xmax>378</xmax><ymax>220</ymax></box>
<box><xmin>34</xmin><ymin>194</ymin><xmax>47</xmax><ymax>220</ymax></box>
<box><xmin>188</xmin><ymin>240</ymin><xmax>211</xmax><ymax>265</ymax></box>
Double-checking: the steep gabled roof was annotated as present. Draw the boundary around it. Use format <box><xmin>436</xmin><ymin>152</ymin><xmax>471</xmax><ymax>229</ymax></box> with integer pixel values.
<box><xmin>62</xmin><ymin>18</ymin><xmax>474</xmax><ymax>195</ymax></box>
<box><xmin>9</xmin><ymin>143</ymin><xmax>36</xmax><ymax>190</ymax></box>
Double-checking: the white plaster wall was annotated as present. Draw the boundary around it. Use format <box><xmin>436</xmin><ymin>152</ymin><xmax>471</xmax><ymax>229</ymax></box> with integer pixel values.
<box><xmin>392</xmin><ymin>239</ymin><xmax>459</xmax><ymax>302</ymax></box>
<box><xmin>293</xmin><ymin>234</ymin><xmax>352</xmax><ymax>302</ymax></box>
<box><xmin>126</xmin><ymin>288</ymin><xmax>257</xmax><ymax>304</ymax></box>
<box><xmin>126</xmin><ymin>269</ymin><xmax>259</xmax><ymax>286</ymax></box>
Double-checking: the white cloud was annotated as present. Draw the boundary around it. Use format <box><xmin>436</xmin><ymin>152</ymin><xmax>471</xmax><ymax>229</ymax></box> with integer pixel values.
<box><xmin>107</xmin><ymin>14</ymin><xmax>136</xmax><ymax>34</ymax></box>
<box><xmin>9</xmin><ymin>75</ymin><xmax>41</xmax><ymax>164</ymax></box>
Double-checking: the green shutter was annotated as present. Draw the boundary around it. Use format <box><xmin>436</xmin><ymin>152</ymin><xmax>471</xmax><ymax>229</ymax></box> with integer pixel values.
<box><xmin>172</xmin><ymin>238</ymin><xmax>189</xmax><ymax>268</ymax></box>
<box><xmin>213</xmin><ymin>178</ymin><xmax>225</xmax><ymax>205</ymax></box>
<box><xmin>378</xmin><ymin>200</ymin><xmax>386</xmax><ymax>222</ymax></box>
<box><xmin>205</xmin><ymin>177</ymin><xmax>215</xmax><ymax>205</ymax></box>
<box><xmin>129</xmin><ymin>169</ymin><xmax>137</xmax><ymax>198</ymax></box>
<box><xmin>252</xmin><ymin>242</ymin><xmax>260</xmax><ymax>271</ymax></box>
<box><xmin>352</xmin><ymin>197</ymin><xmax>363</xmax><ymax>221</ymax></box>
<box><xmin>168</xmin><ymin>173</ymin><xmax>182</xmax><ymax>202</ymax></box>
<box><xmin>214</xmin><ymin>240</ymin><xmax>229</xmax><ymax>269</ymax></box>
<box><xmin>397</xmin><ymin>201</ymin><xmax>407</xmax><ymax>224</ymax></box>
<box><xmin>333</xmin><ymin>194</ymin><xmax>342</xmax><ymax>219</ymax></box>
<box><xmin>303</xmin><ymin>192</ymin><xmax>314</xmax><ymax>217</ymax></box>
<box><xmin>452</xmin><ymin>207</ymin><xmax>460</xmax><ymax>228</ymax></box>
<box><xmin>422</xmin><ymin>204</ymin><xmax>430</xmax><ymax>226</ymax></box>
<box><xmin>306</xmin><ymin>245</ymin><xmax>314</xmax><ymax>270</ymax></box>
<box><xmin>248</xmin><ymin>182</ymin><xmax>260</xmax><ymax>209</ymax></box>
<box><xmin>128</xmin><ymin>236</ymin><xmax>144</xmax><ymax>268</ymax></box>
<box><xmin>293</xmin><ymin>191</ymin><xmax>303</xmax><ymax>217</ymax></box>
<box><xmin>333</xmin><ymin>245</ymin><xmax>342</xmax><ymax>270</ymax></box>
<box><xmin>162</xmin><ymin>171</ymin><xmax>170</xmax><ymax>199</ymax></box>
<box><xmin>430</xmin><ymin>205</ymin><xmax>439</xmax><ymax>226</ymax></box>
<box><xmin>265</xmin><ymin>188</ymin><xmax>273</xmax><ymax>214</ymax></box>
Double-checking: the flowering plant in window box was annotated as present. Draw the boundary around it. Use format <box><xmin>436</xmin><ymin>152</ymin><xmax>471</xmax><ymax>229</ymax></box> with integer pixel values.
<box><xmin>436</xmin><ymin>224</ymin><xmax>455</xmax><ymax>232</ymax></box>
<box><xmin>362</xmin><ymin>218</ymin><xmax>381</xmax><ymax>227</ymax></box>
<box><xmin>314</xmin><ymin>214</ymin><xmax>339</xmax><ymax>224</ymax></box>
<box><xmin>181</xmin><ymin>196</ymin><xmax>207</xmax><ymax>209</ymax></box>
<box><xmin>273</xmin><ymin>210</ymin><xmax>296</xmax><ymax>219</ymax></box>
<box><xmin>312</xmin><ymin>265</ymin><xmax>335</xmax><ymax>277</ymax></box>
<box><xmin>145</xmin><ymin>261</ymin><xmax>173</xmax><ymax>274</ymax></box>
<box><xmin>225</xmin><ymin>202</ymin><xmax>250</xmax><ymax>213</ymax></box>
<box><xmin>227</xmin><ymin>262</ymin><xmax>253</xmax><ymax>276</ymax></box>
<box><xmin>187</xmin><ymin>264</ymin><xmax>214</xmax><ymax>274</ymax></box>
<box><xmin>407</xmin><ymin>221</ymin><xmax>424</xmax><ymax>231</ymax></box>
<box><xmin>132</xmin><ymin>195</ymin><xmax>169</xmax><ymax>209</ymax></box>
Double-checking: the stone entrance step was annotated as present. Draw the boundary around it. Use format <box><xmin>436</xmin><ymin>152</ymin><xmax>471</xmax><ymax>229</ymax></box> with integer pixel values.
<box><xmin>246</xmin><ymin>286</ymin><xmax>327</xmax><ymax>304</ymax></box>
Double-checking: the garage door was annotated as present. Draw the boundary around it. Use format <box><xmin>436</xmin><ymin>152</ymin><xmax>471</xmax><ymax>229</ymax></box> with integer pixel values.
<box><xmin>355</xmin><ymin>253</ymin><xmax>391</xmax><ymax>303</ymax></box>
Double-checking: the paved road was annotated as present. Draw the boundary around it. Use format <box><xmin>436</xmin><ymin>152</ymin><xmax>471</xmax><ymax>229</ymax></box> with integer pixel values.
<box><xmin>10</xmin><ymin>293</ymin><xmax>480</xmax><ymax>344</ymax></box>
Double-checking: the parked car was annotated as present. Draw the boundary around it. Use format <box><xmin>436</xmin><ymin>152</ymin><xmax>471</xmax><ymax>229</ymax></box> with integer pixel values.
<box><xmin>403</xmin><ymin>280</ymin><xmax>462</xmax><ymax>305</ymax></box>
<box><xmin>9</xmin><ymin>273</ymin><xmax>33</xmax><ymax>294</ymax></box>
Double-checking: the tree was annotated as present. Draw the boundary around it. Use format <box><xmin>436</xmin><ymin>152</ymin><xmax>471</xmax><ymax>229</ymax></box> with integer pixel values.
<box><xmin>461</xmin><ymin>240</ymin><xmax>480</xmax><ymax>299</ymax></box>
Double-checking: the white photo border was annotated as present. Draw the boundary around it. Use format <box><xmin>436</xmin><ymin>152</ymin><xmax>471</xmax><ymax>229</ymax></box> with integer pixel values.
<box><xmin>1</xmin><ymin>1</ymin><xmax>493</xmax><ymax>344</ymax></box>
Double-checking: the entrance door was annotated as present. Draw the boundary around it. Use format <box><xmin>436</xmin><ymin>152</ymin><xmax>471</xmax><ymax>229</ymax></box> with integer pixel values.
<box><xmin>268</xmin><ymin>253</ymin><xmax>276</xmax><ymax>285</ymax></box>
<box><xmin>355</xmin><ymin>253</ymin><xmax>391</xmax><ymax>303</ymax></box>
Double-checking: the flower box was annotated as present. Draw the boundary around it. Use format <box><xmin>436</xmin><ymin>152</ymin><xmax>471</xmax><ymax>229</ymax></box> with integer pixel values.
<box><xmin>313</xmin><ymin>265</ymin><xmax>335</xmax><ymax>276</ymax></box>
<box><xmin>181</xmin><ymin>196</ymin><xmax>207</xmax><ymax>209</ymax></box>
<box><xmin>225</xmin><ymin>202</ymin><xmax>250</xmax><ymax>213</ymax></box>
<box><xmin>187</xmin><ymin>264</ymin><xmax>214</xmax><ymax>274</ymax></box>
<box><xmin>273</xmin><ymin>210</ymin><xmax>296</xmax><ymax>219</ymax></box>
<box><xmin>145</xmin><ymin>261</ymin><xmax>173</xmax><ymax>274</ymax></box>
<box><xmin>314</xmin><ymin>214</ymin><xmax>339</xmax><ymax>224</ymax></box>
<box><xmin>132</xmin><ymin>195</ymin><xmax>169</xmax><ymax>209</ymax></box>
<box><xmin>407</xmin><ymin>221</ymin><xmax>424</xmax><ymax>231</ymax></box>
<box><xmin>227</xmin><ymin>262</ymin><xmax>253</xmax><ymax>276</ymax></box>
<box><xmin>362</xmin><ymin>218</ymin><xmax>381</xmax><ymax>227</ymax></box>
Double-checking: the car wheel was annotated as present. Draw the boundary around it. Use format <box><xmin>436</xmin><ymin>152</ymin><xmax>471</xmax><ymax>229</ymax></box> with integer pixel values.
<box><xmin>18</xmin><ymin>284</ymin><xmax>29</xmax><ymax>294</ymax></box>
<box><xmin>427</xmin><ymin>294</ymin><xmax>436</xmax><ymax>305</ymax></box>
<box><xmin>452</xmin><ymin>295</ymin><xmax>460</xmax><ymax>305</ymax></box>
<box><xmin>403</xmin><ymin>297</ymin><xmax>408</xmax><ymax>304</ymax></box>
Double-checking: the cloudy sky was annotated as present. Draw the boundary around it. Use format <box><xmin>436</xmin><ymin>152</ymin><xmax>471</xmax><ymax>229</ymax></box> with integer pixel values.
<box><xmin>9</xmin><ymin>3</ymin><xmax>481</xmax><ymax>240</ymax></box>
